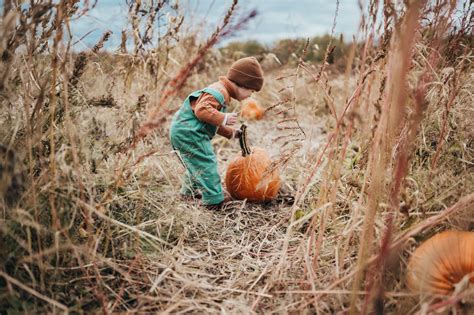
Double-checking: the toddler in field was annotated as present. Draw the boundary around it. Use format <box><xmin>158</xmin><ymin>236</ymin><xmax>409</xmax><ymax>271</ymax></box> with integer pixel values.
<box><xmin>170</xmin><ymin>57</ymin><xmax>264</xmax><ymax>210</ymax></box>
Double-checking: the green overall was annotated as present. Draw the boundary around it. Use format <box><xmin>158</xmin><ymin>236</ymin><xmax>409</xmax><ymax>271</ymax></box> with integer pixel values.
<box><xmin>170</xmin><ymin>88</ymin><xmax>227</xmax><ymax>205</ymax></box>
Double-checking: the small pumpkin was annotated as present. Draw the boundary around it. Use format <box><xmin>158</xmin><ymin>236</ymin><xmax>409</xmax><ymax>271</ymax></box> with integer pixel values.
<box><xmin>406</xmin><ymin>230</ymin><xmax>474</xmax><ymax>295</ymax></box>
<box><xmin>240</xmin><ymin>98</ymin><xmax>264</xmax><ymax>120</ymax></box>
<box><xmin>225</xmin><ymin>124</ymin><xmax>280</xmax><ymax>202</ymax></box>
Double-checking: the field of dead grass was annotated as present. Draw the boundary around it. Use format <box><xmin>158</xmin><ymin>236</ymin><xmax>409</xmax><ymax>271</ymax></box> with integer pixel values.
<box><xmin>1</xmin><ymin>0</ymin><xmax>473</xmax><ymax>313</ymax></box>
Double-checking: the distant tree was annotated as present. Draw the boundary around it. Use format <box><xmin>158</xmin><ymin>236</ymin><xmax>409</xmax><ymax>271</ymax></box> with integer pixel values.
<box><xmin>220</xmin><ymin>34</ymin><xmax>353</xmax><ymax>67</ymax></box>
<box><xmin>220</xmin><ymin>40</ymin><xmax>268</xmax><ymax>59</ymax></box>
<box><xmin>271</xmin><ymin>38</ymin><xmax>305</xmax><ymax>65</ymax></box>
<box><xmin>271</xmin><ymin>34</ymin><xmax>351</xmax><ymax>65</ymax></box>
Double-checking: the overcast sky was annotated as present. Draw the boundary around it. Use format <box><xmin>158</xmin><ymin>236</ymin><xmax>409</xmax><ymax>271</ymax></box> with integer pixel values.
<box><xmin>65</xmin><ymin>0</ymin><xmax>367</xmax><ymax>51</ymax></box>
<box><xmin>63</xmin><ymin>0</ymin><xmax>469</xmax><ymax>51</ymax></box>
<box><xmin>183</xmin><ymin>0</ymin><xmax>362</xmax><ymax>43</ymax></box>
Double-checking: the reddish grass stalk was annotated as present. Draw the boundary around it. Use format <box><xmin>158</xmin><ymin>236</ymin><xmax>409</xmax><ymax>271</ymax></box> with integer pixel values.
<box><xmin>47</xmin><ymin>1</ymin><xmax>66</xmax><ymax>230</ymax></box>
<box><xmin>134</xmin><ymin>0</ymin><xmax>243</xmax><ymax>145</ymax></box>
<box><xmin>364</xmin><ymin>1</ymin><xmax>460</xmax><ymax>313</ymax></box>
<box><xmin>349</xmin><ymin>1</ymin><xmax>426</xmax><ymax>313</ymax></box>
<box><xmin>315</xmin><ymin>0</ymin><xmax>339</xmax><ymax>82</ymax></box>
<box><xmin>430</xmin><ymin>60</ymin><xmax>465</xmax><ymax>168</ymax></box>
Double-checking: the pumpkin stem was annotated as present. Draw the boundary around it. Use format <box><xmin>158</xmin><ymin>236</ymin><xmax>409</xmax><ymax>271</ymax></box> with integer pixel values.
<box><xmin>238</xmin><ymin>124</ymin><xmax>251</xmax><ymax>156</ymax></box>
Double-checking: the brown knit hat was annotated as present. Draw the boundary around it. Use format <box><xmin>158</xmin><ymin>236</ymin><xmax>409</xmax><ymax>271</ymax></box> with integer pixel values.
<box><xmin>226</xmin><ymin>57</ymin><xmax>264</xmax><ymax>91</ymax></box>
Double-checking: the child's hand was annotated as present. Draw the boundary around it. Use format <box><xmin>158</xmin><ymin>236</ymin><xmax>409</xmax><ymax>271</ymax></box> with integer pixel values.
<box><xmin>233</xmin><ymin>129</ymin><xmax>242</xmax><ymax>139</ymax></box>
<box><xmin>223</xmin><ymin>113</ymin><xmax>238</xmax><ymax>126</ymax></box>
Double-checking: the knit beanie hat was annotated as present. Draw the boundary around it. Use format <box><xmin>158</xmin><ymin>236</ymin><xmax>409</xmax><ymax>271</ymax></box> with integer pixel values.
<box><xmin>226</xmin><ymin>57</ymin><xmax>264</xmax><ymax>91</ymax></box>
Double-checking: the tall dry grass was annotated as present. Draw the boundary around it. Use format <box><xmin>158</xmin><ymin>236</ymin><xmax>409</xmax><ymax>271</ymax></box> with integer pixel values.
<box><xmin>1</xmin><ymin>0</ymin><xmax>473</xmax><ymax>313</ymax></box>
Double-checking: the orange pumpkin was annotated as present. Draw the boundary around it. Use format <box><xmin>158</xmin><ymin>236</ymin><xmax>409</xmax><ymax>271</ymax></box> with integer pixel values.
<box><xmin>240</xmin><ymin>98</ymin><xmax>264</xmax><ymax>120</ymax></box>
<box><xmin>406</xmin><ymin>230</ymin><xmax>474</xmax><ymax>294</ymax></box>
<box><xmin>225</xmin><ymin>125</ymin><xmax>280</xmax><ymax>202</ymax></box>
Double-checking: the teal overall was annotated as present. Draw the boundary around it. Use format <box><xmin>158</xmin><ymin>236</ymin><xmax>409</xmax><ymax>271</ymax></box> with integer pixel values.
<box><xmin>170</xmin><ymin>88</ymin><xmax>227</xmax><ymax>205</ymax></box>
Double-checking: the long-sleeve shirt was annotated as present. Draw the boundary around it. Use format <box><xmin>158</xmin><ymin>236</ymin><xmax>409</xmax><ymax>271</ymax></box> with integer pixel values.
<box><xmin>189</xmin><ymin>76</ymin><xmax>238</xmax><ymax>139</ymax></box>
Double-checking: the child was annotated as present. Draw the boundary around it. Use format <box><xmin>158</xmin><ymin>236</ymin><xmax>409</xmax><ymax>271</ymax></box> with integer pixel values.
<box><xmin>170</xmin><ymin>57</ymin><xmax>264</xmax><ymax>209</ymax></box>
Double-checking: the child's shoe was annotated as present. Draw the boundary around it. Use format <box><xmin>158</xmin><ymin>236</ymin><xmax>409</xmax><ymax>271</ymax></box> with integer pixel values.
<box><xmin>205</xmin><ymin>202</ymin><xmax>224</xmax><ymax>211</ymax></box>
<box><xmin>179</xmin><ymin>193</ymin><xmax>202</xmax><ymax>202</ymax></box>
<box><xmin>204</xmin><ymin>196</ymin><xmax>233</xmax><ymax>211</ymax></box>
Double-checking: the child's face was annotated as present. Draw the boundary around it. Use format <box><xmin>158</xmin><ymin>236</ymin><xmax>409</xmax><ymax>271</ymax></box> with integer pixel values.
<box><xmin>235</xmin><ymin>85</ymin><xmax>255</xmax><ymax>101</ymax></box>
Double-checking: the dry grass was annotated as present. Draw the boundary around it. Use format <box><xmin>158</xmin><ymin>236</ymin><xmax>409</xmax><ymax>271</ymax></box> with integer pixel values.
<box><xmin>1</xmin><ymin>0</ymin><xmax>473</xmax><ymax>313</ymax></box>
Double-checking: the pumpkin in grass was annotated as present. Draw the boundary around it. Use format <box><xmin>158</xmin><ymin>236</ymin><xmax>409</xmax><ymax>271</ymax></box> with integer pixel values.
<box><xmin>406</xmin><ymin>230</ymin><xmax>474</xmax><ymax>295</ymax></box>
<box><xmin>225</xmin><ymin>124</ymin><xmax>280</xmax><ymax>202</ymax></box>
<box><xmin>240</xmin><ymin>98</ymin><xmax>264</xmax><ymax>120</ymax></box>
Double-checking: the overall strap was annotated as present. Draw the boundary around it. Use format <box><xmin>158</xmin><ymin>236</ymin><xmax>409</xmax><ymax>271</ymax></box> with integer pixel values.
<box><xmin>187</xmin><ymin>89</ymin><xmax>204</xmax><ymax>100</ymax></box>
<box><xmin>201</xmin><ymin>87</ymin><xmax>226</xmax><ymax>107</ymax></box>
